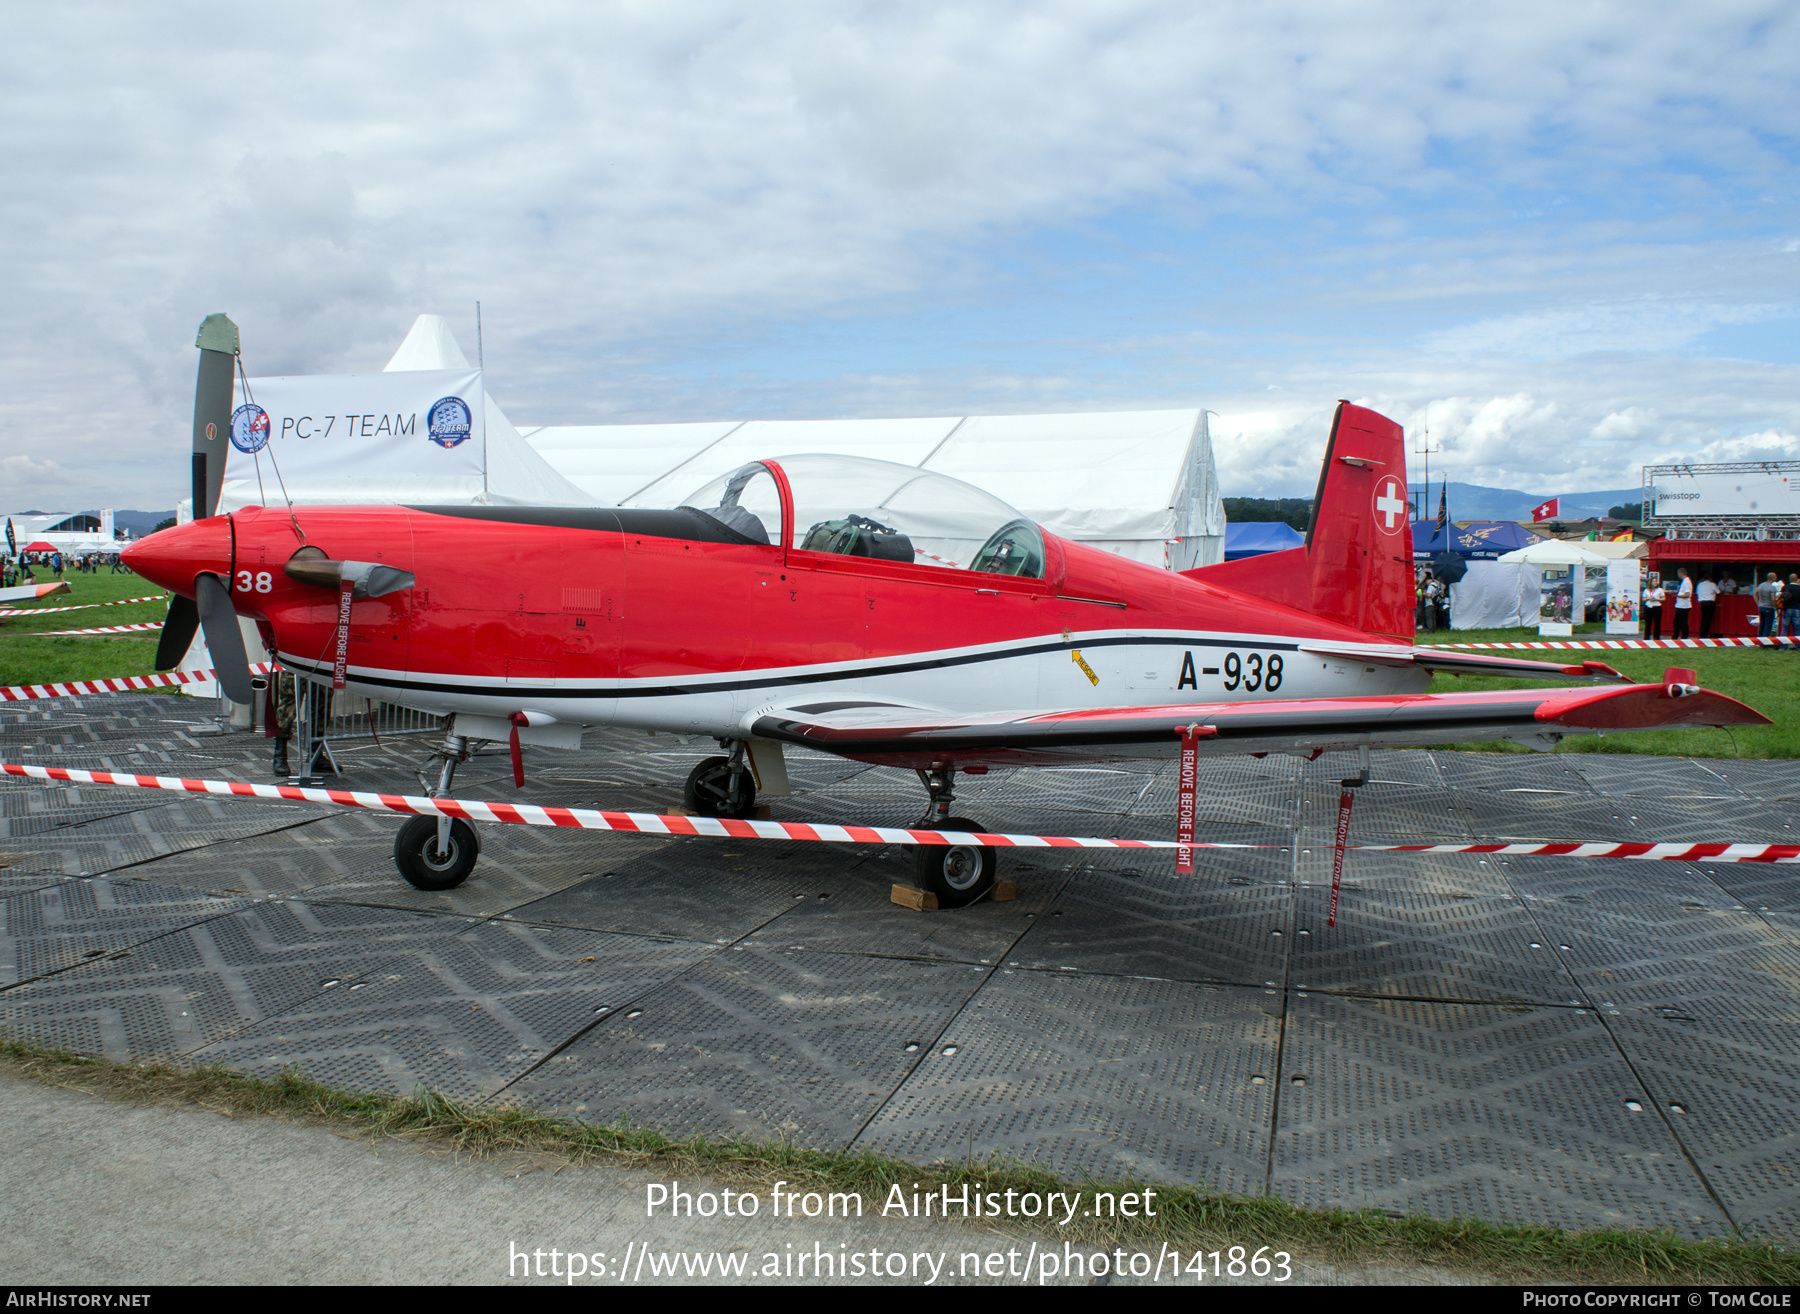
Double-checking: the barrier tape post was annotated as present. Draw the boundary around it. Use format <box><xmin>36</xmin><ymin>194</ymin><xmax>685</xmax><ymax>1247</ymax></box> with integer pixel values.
<box><xmin>1329</xmin><ymin>789</ymin><xmax>1354</xmax><ymax>928</ymax></box>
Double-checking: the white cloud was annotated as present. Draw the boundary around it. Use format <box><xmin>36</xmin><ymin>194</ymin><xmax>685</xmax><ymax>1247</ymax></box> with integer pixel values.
<box><xmin>1</xmin><ymin>454</ymin><xmax>75</xmax><ymax>489</ymax></box>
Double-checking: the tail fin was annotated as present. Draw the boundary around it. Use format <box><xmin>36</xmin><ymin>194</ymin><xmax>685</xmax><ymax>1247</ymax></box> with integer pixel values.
<box><xmin>1188</xmin><ymin>402</ymin><xmax>1415</xmax><ymax>641</ymax></box>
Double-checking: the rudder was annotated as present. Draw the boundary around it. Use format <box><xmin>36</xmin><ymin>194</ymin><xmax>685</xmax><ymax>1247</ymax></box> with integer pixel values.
<box><xmin>1188</xmin><ymin>402</ymin><xmax>1415</xmax><ymax>640</ymax></box>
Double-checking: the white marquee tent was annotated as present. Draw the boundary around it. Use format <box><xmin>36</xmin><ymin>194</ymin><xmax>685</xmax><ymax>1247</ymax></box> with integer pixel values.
<box><xmin>210</xmin><ymin>315</ymin><xmax>591</xmax><ymax>515</ymax></box>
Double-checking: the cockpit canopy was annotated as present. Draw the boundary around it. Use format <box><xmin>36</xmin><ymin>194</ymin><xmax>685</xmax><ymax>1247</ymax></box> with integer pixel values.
<box><xmin>681</xmin><ymin>455</ymin><xmax>1046</xmax><ymax>578</ymax></box>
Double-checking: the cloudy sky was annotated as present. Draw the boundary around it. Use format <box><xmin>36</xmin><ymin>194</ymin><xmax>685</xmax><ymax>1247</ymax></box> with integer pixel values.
<box><xmin>3</xmin><ymin>1</ymin><xmax>1797</xmax><ymax>510</ymax></box>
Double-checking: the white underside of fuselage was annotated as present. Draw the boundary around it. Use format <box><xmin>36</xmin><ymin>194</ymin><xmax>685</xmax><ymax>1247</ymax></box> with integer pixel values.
<box><xmin>278</xmin><ymin>626</ymin><xmax>1438</xmax><ymax>759</ymax></box>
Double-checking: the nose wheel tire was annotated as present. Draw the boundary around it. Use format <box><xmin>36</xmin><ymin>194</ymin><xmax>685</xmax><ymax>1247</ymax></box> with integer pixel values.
<box><xmin>684</xmin><ymin>755</ymin><xmax>758</xmax><ymax>818</ymax></box>
<box><xmin>395</xmin><ymin>815</ymin><xmax>480</xmax><ymax>890</ymax></box>
<box><xmin>913</xmin><ymin>816</ymin><xmax>996</xmax><ymax>908</ymax></box>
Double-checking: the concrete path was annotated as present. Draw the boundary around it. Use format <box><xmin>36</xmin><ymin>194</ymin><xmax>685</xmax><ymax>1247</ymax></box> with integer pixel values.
<box><xmin>0</xmin><ymin>1066</ymin><xmax>1463</xmax><ymax>1286</ymax></box>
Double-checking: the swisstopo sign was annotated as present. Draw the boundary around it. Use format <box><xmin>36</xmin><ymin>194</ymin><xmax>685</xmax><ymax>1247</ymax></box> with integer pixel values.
<box><xmin>1649</xmin><ymin>466</ymin><xmax>1800</xmax><ymax>519</ymax></box>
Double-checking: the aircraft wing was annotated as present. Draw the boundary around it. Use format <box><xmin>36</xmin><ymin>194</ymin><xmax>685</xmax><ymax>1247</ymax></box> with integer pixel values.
<box><xmin>748</xmin><ymin>682</ymin><xmax>1767</xmax><ymax>768</ymax></box>
<box><xmin>0</xmin><ymin>582</ymin><xmax>72</xmax><ymax>607</ymax></box>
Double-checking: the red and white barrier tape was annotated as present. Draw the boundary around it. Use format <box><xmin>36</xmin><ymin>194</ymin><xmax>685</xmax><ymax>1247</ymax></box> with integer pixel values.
<box><xmin>0</xmin><ymin>663</ymin><xmax>275</xmax><ymax>703</ymax></box>
<box><xmin>913</xmin><ymin>548</ymin><xmax>965</xmax><ymax>569</ymax></box>
<box><xmin>0</xmin><ymin>595</ymin><xmax>167</xmax><ymax>616</ymax></box>
<box><xmin>0</xmin><ymin>762</ymin><xmax>1175</xmax><ymax>850</ymax></box>
<box><xmin>1441</xmin><ymin>636</ymin><xmax>1799</xmax><ymax>651</ymax></box>
<box><xmin>31</xmin><ymin>622</ymin><xmax>164</xmax><ymax>636</ymax></box>
<box><xmin>1</xmin><ymin>760</ymin><xmax>1796</xmax><ymax>862</ymax></box>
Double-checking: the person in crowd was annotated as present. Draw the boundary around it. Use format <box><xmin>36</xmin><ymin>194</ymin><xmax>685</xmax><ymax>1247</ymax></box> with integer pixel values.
<box><xmin>1643</xmin><ymin>578</ymin><xmax>1665</xmax><ymax>639</ymax></box>
<box><xmin>1783</xmin><ymin>575</ymin><xmax>1800</xmax><ymax>645</ymax></box>
<box><xmin>271</xmin><ymin>671</ymin><xmax>295</xmax><ymax>777</ymax></box>
<box><xmin>1695</xmin><ymin>572</ymin><xmax>1718</xmax><ymax>638</ymax></box>
<box><xmin>1756</xmin><ymin>572</ymin><xmax>1782</xmax><ymax>638</ymax></box>
<box><xmin>1422</xmin><ymin>573</ymin><xmax>1444</xmax><ymax>633</ymax></box>
<box><xmin>1672</xmin><ymin>568</ymin><xmax>1693</xmax><ymax>639</ymax></box>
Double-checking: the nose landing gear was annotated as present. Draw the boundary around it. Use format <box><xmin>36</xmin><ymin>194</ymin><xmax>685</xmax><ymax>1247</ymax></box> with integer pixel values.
<box><xmin>395</xmin><ymin>730</ymin><xmax>481</xmax><ymax>890</ymax></box>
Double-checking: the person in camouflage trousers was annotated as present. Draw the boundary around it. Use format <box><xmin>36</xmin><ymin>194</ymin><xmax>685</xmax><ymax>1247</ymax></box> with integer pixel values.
<box><xmin>269</xmin><ymin>671</ymin><xmax>296</xmax><ymax>777</ymax></box>
<box><xmin>267</xmin><ymin>672</ymin><xmax>338</xmax><ymax>778</ymax></box>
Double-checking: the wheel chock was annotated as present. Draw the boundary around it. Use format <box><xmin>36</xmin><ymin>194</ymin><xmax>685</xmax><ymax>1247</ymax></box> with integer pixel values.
<box><xmin>890</xmin><ymin>881</ymin><xmax>1015</xmax><ymax>911</ymax></box>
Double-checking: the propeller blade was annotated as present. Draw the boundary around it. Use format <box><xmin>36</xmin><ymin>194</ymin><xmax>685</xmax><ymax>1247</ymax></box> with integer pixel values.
<box><xmin>193</xmin><ymin>314</ymin><xmax>238</xmax><ymax>520</ymax></box>
<box><xmin>194</xmin><ymin>573</ymin><xmax>255</xmax><ymax>704</ymax></box>
<box><xmin>154</xmin><ymin>594</ymin><xmax>200</xmax><ymax>671</ymax></box>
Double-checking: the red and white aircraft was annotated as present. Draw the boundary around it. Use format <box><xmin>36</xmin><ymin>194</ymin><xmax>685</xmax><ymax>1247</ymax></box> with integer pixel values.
<box><xmin>123</xmin><ymin>400</ymin><xmax>1765</xmax><ymax>905</ymax></box>
<box><xmin>0</xmin><ymin>582</ymin><xmax>71</xmax><ymax>607</ymax></box>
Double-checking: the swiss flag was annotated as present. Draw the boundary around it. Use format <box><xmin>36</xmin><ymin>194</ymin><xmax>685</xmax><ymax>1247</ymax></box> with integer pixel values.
<box><xmin>1532</xmin><ymin>497</ymin><xmax>1560</xmax><ymax>522</ymax></box>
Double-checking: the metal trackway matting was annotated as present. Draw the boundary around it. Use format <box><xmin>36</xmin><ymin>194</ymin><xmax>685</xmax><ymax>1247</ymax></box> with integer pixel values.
<box><xmin>2</xmin><ymin>693</ymin><xmax>1800</xmax><ymax>1240</ymax></box>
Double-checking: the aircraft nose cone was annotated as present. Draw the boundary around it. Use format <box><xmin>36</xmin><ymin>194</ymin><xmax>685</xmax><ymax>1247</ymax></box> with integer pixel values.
<box><xmin>123</xmin><ymin>516</ymin><xmax>233</xmax><ymax>597</ymax></box>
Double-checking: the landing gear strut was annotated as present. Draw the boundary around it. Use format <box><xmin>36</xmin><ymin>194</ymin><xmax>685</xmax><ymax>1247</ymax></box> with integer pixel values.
<box><xmin>395</xmin><ymin>730</ymin><xmax>481</xmax><ymax>890</ymax></box>
<box><xmin>911</xmin><ymin>767</ymin><xmax>995</xmax><ymax>908</ymax></box>
<box><xmin>684</xmin><ymin>740</ymin><xmax>758</xmax><ymax>818</ymax></box>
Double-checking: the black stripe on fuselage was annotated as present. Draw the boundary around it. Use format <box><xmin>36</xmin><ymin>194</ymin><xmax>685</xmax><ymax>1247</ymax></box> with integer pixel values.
<box><xmin>406</xmin><ymin>504</ymin><xmax>765</xmax><ymax>546</ymax></box>
<box><xmin>278</xmin><ymin>633</ymin><xmax>1311</xmax><ymax>701</ymax></box>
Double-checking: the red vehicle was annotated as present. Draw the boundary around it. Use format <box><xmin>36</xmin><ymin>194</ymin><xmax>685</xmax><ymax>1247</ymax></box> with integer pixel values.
<box><xmin>123</xmin><ymin>395</ymin><xmax>1766</xmax><ymax>906</ymax></box>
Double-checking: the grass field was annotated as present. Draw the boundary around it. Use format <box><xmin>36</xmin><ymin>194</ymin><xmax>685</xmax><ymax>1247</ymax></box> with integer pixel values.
<box><xmin>0</xmin><ymin>569</ymin><xmax>171</xmax><ymax>689</ymax></box>
<box><xmin>1425</xmin><ymin>623</ymin><xmax>1798</xmax><ymax>759</ymax></box>
<box><xmin>2</xmin><ymin>580</ymin><xmax>1793</xmax><ymax>759</ymax></box>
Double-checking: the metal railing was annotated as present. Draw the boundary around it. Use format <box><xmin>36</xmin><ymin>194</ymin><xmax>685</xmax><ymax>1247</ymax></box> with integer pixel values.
<box><xmin>319</xmin><ymin>692</ymin><xmax>446</xmax><ymax>740</ymax></box>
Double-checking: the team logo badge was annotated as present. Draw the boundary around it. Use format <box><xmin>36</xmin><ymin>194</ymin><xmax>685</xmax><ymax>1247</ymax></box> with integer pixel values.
<box><xmin>229</xmin><ymin>404</ymin><xmax>270</xmax><ymax>454</ymax></box>
<box><xmin>1371</xmin><ymin>476</ymin><xmax>1408</xmax><ymax>535</ymax></box>
<box><xmin>426</xmin><ymin>396</ymin><xmax>473</xmax><ymax>448</ymax></box>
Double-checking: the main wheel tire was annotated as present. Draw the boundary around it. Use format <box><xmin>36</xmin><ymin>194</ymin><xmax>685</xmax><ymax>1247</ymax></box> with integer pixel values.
<box><xmin>394</xmin><ymin>815</ymin><xmax>480</xmax><ymax>890</ymax></box>
<box><xmin>913</xmin><ymin>816</ymin><xmax>996</xmax><ymax>909</ymax></box>
<box><xmin>683</xmin><ymin>755</ymin><xmax>757</xmax><ymax>818</ymax></box>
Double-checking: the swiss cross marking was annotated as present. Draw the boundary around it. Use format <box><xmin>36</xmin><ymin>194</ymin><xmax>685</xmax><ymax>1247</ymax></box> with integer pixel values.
<box><xmin>1373</xmin><ymin>479</ymin><xmax>1406</xmax><ymax>534</ymax></box>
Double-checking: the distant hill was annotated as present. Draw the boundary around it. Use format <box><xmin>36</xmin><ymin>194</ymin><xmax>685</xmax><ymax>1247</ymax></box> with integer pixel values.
<box><xmin>1412</xmin><ymin>483</ymin><xmax>1640</xmax><ymax>523</ymax></box>
<box><xmin>114</xmin><ymin>509</ymin><xmax>177</xmax><ymax>536</ymax></box>
<box><xmin>1224</xmin><ymin>484</ymin><xmax>1641</xmax><ymax>525</ymax></box>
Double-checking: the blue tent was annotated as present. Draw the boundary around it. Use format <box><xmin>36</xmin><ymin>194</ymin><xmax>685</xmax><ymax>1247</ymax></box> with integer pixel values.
<box><xmin>1411</xmin><ymin>519</ymin><xmax>1544</xmax><ymax>559</ymax></box>
<box><xmin>1225</xmin><ymin>521</ymin><xmax>1305</xmax><ymax>559</ymax></box>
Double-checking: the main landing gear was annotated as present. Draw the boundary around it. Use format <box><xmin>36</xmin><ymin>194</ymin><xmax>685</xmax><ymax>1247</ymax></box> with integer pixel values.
<box><xmin>911</xmin><ymin>768</ymin><xmax>996</xmax><ymax>909</ymax></box>
<box><xmin>683</xmin><ymin>741</ymin><xmax>758</xmax><ymax>819</ymax></box>
<box><xmin>395</xmin><ymin>731</ymin><xmax>482</xmax><ymax>890</ymax></box>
